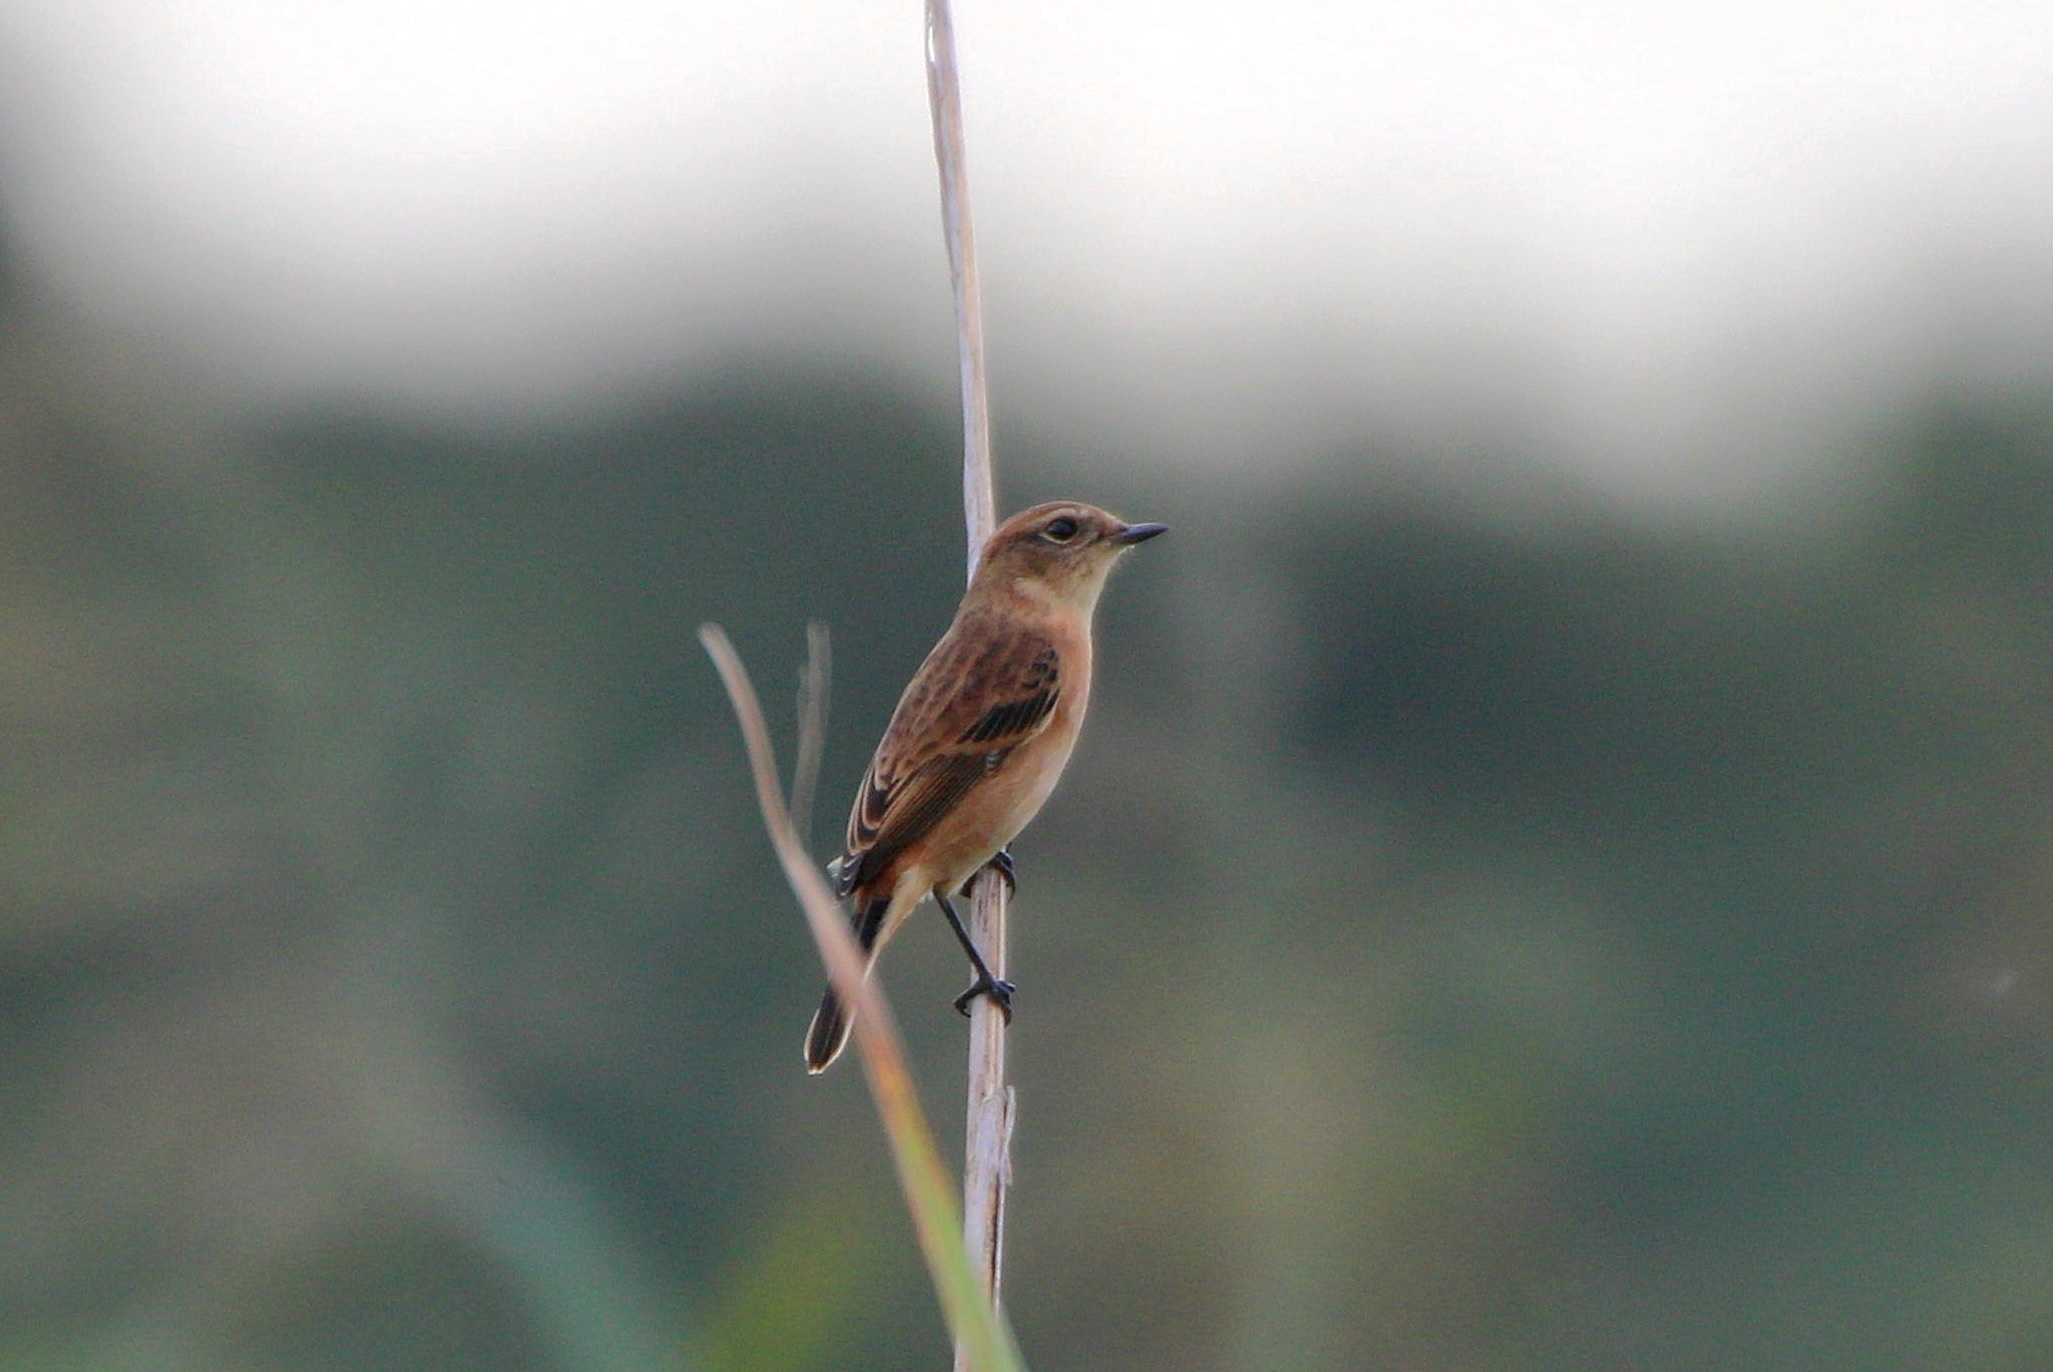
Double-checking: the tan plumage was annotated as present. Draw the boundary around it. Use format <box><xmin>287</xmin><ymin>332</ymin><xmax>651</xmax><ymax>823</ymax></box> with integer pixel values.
<box><xmin>805</xmin><ymin>500</ymin><xmax>1166</xmax><ymax>1072</ymax></box>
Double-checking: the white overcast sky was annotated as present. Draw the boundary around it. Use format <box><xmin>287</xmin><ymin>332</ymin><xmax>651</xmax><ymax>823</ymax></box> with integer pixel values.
<box><xmin>1</xmin><ymin>0</ymin><xmax>2050</xmax><ymax>501</ymax></box>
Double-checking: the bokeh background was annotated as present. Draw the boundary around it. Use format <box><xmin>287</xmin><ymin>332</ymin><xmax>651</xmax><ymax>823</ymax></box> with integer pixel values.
<box><xmin>4</xmin><ymin>1</ymin><xmax>2053</xmax><ymax>1368</ymax></box>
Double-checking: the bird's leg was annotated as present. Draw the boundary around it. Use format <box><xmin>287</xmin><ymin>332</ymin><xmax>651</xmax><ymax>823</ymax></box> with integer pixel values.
<box><xmin>934</xmin><ymin>890</ymin><xmax>1015</xmax><ymax>1020</ymax></box>
<box><xmin>958</xmin><ymin>847</ymin><xmax>1016</xmax><ymax>899</ymax></box>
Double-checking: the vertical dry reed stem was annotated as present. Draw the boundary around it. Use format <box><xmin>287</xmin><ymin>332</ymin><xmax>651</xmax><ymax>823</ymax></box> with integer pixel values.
<box><xmin>926</xmin><ymin>0</ymin><xmax>995</xmax><ymax>568</ymax></box>
<box><xmin>925</xmin><ymin>2</ymin><xmax>1017</xmax><ymax>1365</ymax></box>
<box><xmin>787</xmin><ymin>620</ymin><xmax>832</xmax><ymax>852</ymax></box>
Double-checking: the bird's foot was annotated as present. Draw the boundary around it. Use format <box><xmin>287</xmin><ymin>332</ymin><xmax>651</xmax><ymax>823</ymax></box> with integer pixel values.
<box><xmin>961</xmin><ymin>848</ymin><xmax>1017</xmax><ymax>899</ymax></box>
<box><xmin>953</xmin><ymin>973</ymin><xmax>1016</xmax><ymax>1021</ymax></box>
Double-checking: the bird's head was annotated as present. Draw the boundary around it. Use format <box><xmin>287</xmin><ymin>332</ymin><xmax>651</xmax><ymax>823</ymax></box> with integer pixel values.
<box><xmin>974</xmin><ymin>501</ymin><xmax>1167</xmax><ymax>610</ymax></box>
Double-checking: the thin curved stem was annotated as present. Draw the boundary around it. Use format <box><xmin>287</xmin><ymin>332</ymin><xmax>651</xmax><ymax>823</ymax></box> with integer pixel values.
<box><xmin>699</xmin><ymin>626</ymin><xmax>1023</xmax><ymax>1372</ymax></box>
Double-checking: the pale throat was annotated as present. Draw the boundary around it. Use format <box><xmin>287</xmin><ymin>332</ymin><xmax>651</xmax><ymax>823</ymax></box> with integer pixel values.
<box><xmin>1006</xmin><ymin>565</ymin><xmax>1110</xmax><ymax>618</ymax></box>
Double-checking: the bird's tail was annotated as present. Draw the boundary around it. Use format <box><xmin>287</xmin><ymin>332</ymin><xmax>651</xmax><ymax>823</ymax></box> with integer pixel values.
<box><xmin>804</xmin><ymin>894</ymin><xmax>892</xmax><ymax>1073</ymax></box>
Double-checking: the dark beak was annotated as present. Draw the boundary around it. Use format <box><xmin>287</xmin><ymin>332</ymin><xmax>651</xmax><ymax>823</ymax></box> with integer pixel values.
<box><xmin>1110</xmin><ymin>521</ymin><xmax>1168</xmax><ymax>546</ymax></box>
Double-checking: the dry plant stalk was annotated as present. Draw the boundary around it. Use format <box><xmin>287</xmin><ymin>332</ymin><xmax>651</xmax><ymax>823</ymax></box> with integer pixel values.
<box><xmin>698</xmin><ymin>625</ymin><xmax>1024</xmax><ymax>1372</ymax></box>
<box><xmin>924</xmin><ymin>0</ymin><xmax>1017</xmax><ymax>1360</ymax></box>
<box><xmin>926</xmin><ymin>0</ymin><xmax>996</xmax><ymax>573</ymax></box>
<box><xmin>708</xmin><ymin>3</ymin><xmax>1019</xmax><ymax>1363</ymax></box>
<box><xmin>787</xmin><ymin>620</ymin><xmax>832</xmax><ymax>850</ymax></box>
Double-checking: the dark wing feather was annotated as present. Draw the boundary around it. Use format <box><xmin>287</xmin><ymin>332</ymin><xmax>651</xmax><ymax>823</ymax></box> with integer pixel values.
<box><xmin>837</xmin><ymin>614</ymin><xmax>1061</xmax><ymax>895</ymax></box>
<box><xmin>960</xmin><ymin>686</ymin><xmax>1059</xmax><ymax>744</ymax></box>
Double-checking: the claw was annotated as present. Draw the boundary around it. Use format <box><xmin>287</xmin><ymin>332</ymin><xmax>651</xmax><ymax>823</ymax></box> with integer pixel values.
<box><xmin>953</xmin><ymin>974</ymin><xmax>1016</xmax><ymax>1020</ymax></box>
<box><xmin>961</xmin><ymin>848</ymin><xmax>1017</xmax><ymax>898</ymax></box>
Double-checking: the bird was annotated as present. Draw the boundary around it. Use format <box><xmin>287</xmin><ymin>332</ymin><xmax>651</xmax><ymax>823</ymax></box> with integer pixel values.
<box><xmin>804</xmin><ymin>500</ymin><xmax>1167</xmax><ymax>1072</ymax></box>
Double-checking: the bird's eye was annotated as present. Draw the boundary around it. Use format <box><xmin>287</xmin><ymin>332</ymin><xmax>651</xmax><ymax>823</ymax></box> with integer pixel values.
<box><xmin>1041</xmin><ymin>516</ymin><xmax>1080</xmax><ymax>543</ymax></box>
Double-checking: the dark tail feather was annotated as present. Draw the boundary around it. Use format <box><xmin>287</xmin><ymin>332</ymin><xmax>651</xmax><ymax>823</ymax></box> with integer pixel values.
<box><xmin>803</xmin><ymin>895</ymin><xmax>892</xmax><ymax>1074</ymax></box>
<box><xmin>805</xmin><ymin>984</ymin><xmax>852</xmax><ymax>1073</ymax></box>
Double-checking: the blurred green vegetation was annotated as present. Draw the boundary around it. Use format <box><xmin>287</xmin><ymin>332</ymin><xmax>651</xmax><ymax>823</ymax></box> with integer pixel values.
<box><xmin>4</xmin><ymin>255</ymin><xmax>2053</xmax><ymax>1372</ymax></box>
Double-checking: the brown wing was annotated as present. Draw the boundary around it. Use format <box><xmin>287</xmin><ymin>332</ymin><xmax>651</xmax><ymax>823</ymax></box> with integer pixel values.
<box><xmin>836</xmin><ymin>613</ymin><xmax>1061</xmax><ymax>897</ymax></box>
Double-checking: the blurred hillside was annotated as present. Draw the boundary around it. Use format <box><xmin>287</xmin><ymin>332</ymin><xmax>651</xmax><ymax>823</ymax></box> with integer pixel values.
<box><xmin>4</xmin><ymin>250</ymin><xmax>2053</xmax><ymax>1372</ymax></box>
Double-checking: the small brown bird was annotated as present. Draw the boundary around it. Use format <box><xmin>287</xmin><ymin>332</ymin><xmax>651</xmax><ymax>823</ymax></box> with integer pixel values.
<box><xmin>805</xmin><ymin>500</ymin><xmax>1166</xmax><ymax>1072</ymax></box>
